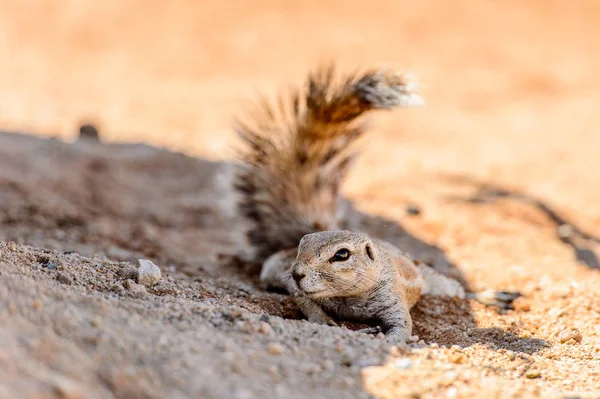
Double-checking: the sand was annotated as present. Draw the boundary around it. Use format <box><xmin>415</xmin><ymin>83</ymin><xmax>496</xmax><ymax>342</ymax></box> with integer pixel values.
<box><xmin>1</xmin><ymin>1</ymin><xmax>600</xmax><ymax>398</ymax></box>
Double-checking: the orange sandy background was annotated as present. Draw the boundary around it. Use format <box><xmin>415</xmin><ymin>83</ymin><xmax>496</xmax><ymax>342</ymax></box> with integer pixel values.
<box><xmin>1</xmin><ymin>0</ymin><xmax>599</xmax><ymax>286</ymax></box>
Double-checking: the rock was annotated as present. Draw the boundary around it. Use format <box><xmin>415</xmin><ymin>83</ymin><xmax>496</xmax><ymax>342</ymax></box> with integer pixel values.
<box><xmin>394</xmin><ymin>358</ymin><xmax>412</xmax><ymax>369</ymax></box>
<box><xmin>78</xmin><ymin>124</ymin><xmax>100</xmax><ymax>142</ymax></box>
<box><xmin>56</xmin><ymin>272</ymin><xmax>73</xmax><ymax>285</ymax></box>
<box><xmin>137</xmin><ymin>259</ymin><xmax>161</xmax><ymax>287</ymax></box>
<box><xmin>449</xmin><ymin>353</ymin><xmax>464</xmax><ymax>364</ymax></box>
<box><xmin>525</xmin><ymin>370</ymin><xmax>541</xmax><ymax>379</ymax></box>
<box><xmin>258</xmin><ymin>322</ymin><xmax>275</xmax><ymax>336</ymax></box>
<box><xmin>557</xmin><ymin>224</ymin><xmax>574</xmax><ymax>241</ymax></box>
<box><xmin>266</xmin><ymin>342</ymin><xmax>284</xmax><ymax>355</ymax></box>
<box><xmin>405</xmin><ymin>204</ymin><xmax>422</xmax><ymax>216</ymax></box>
<box><xmin>123</xmin><ymin>279</ymin><xmax>147</xmax><ymax>295</ymax></box>
<box><xmin>236</xmin><ymin>283</ymin><xmax>253</xmax><ymax>294</ymax></box>
<box><xmin>557</xmin><ymin>328</ymin><xmax>582</xmax><ymax>344</ymax></box>
<box><xmin>33</xmin><ymin>300</ymin><xmax>43</xmax><ymax>310</ymax></box>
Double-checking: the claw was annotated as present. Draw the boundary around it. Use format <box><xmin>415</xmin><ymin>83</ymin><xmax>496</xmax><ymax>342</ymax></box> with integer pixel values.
<box><xmin>469</xmin><ymin>289</ymin><xmax>522</xmax><ymax>310</ymax></box>
<box><xmin>356</xmin><ymin>326</ymin><xmax>381</xmax><ymax>335</ymax></box>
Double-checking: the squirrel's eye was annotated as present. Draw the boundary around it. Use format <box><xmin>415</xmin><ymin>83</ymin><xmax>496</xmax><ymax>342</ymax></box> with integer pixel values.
<box><xmin>330</xmin><ymin>248</ymin><xmax>350</xmax><ymax>262</ymax></box>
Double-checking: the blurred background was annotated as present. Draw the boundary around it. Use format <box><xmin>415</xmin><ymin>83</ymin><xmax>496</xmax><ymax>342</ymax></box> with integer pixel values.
<box><xmin>1</xmin><ymin>0</ymin><xmax>599</xmax><ymax>257</ymax></box>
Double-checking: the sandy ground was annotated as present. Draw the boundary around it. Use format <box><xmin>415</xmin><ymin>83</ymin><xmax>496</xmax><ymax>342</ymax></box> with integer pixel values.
<box><xmin>1</xmin><ymin>1</ymin><xmax>600</xmax><ymax>398</ymax></box>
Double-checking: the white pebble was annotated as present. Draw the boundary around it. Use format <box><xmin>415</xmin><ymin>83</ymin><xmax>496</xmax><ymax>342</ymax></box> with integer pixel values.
<box><xmin>394</xmin><ymin>358</ymin><xmax>413</xmax><ymax>369</ymax></box>
<box><xmin>407</xmin><ymin>335</ymin><xmax>419</xmax><ymax>343</ymax></box>
<box><xmin>137</xmin><ymin>259</ymin><xmax>162</xmax><ymax>287</ymax></box>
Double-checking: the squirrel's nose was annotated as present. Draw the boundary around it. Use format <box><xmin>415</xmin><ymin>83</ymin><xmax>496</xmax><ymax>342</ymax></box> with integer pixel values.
<box><xmin>291</xmin><ymin>265</ymin><xmax>306</xmax><ymax>284</ymax></box>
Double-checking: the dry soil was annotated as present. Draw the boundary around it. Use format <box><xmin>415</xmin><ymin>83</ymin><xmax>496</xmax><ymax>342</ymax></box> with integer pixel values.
<box><xmin>1</xmin><ymin>1</ymin><xmax>599</xmax><ymax>398</ymax></box>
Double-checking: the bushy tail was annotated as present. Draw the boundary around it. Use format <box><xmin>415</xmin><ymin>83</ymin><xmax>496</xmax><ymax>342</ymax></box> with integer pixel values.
<box><xmin>234</xmin><ymin>66</ymin><xmax>422</xmax><ymax>264</ymax></box>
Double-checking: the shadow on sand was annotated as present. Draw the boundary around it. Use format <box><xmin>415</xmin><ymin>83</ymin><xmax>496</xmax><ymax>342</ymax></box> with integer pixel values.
<box><xmin>441</xmin><ymin>173</ymin><xmax>600</xmax><ymax>271</ymax></box>
<box><xmin>0</xmin><ymin>130</ymin><xmax>549</xmax><ymax>353</ymax></box>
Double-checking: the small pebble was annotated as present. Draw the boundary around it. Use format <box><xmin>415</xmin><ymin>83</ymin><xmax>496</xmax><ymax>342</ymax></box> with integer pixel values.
<box><xmin>449</xmin><ymin>353</ymin><xmax>464</xmax><ymax>364</ymax></box>
<box><xmin>56</xmin><ymin>272</ymin><xmax>73</xmax><ymax>285</ymax></box>
<box><xmin>451</xmin><ymin>345</ymin><xmax>462</xmax><ymax>351</ymax></box>
<box><xmin>429</xmin><ymin>343</ymin><xmax>440</xmax><ymax>349</ymax></box>
<box><xmin>258</xmin><ymin>322</ymin><xmax>275</xmax><ymax>336</ymax></box>
<box><xmin>526</xmin><ymin>370</ymin><xmax>541</xmax><ymax>379</ymax></box>
<box><xmin>123</xmin><ymin>279</ymin><xmax>147</xmax><ymax>295</ymax></box>
<box><xmin>376</xmin><ymin>332</ymin><xmax>386</xmax><ymax>340</ymax></box>
<box><xmin>91</xmin><ymin>317</ymin><xmax>103</xmax><ymax>328</ymax></box>
<box><xmin>394</xmin><ymin>358</ymin><xmax>413</xmax><ymax>369</ymax></box>
<box><xmin>137</xmin><ymin>259</ymin><xmax>162</xmax><ymax>287</ymax></box>
<box><xmin>266</xmin><ymin>342</ymin><xmax>284</xmax><ymax>355</ymax></box>
<box><xmin>78</xmin><ymin>124</ymin><xmax>100</xmax><ymax>142</ymax></box>
<box><xmin>341</xmin><ymin>354</ymin><xmax>353</xmax><ymax>367</ymax></box>
<box><xmin>405</xmin><ymin>204</ymin><xmax>422</xmax><ymax>216</ymax></box>
<box><xmin>557</xmin><ymin>224</ymin><xmax>574</xmax><ymax>240</ymax></box>
<box><xmin>236</xmin><ymin>283</ymin><xmax>253</xmax><ymax>294</ymax></box>
<box><xmin>33</xmin><ymin>300</ymin><xmax>43</xmax><ymax>310</ymax></box>
<box><xmin>557</xmin><ymin>328</ymin><xmax>582</xmax><ymax>344</ymax></box>
<box><xmin>407</xmin><ymin>335</ymin><xmax>419</xmax><ymax>343</ymax></box>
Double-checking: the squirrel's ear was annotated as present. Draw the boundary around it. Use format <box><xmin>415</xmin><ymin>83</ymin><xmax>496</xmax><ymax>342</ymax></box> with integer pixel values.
<box><xmin>365</xmin><ymin>243</ymin><xmax>375</xmax><ymax>261</ymax></box>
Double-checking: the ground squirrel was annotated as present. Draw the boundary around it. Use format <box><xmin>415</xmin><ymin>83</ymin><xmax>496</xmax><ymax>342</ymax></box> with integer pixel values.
<box><xmin>233</xmin><ymin>66</ymin><xmax>519</xmax><ymax>344</ymax></box>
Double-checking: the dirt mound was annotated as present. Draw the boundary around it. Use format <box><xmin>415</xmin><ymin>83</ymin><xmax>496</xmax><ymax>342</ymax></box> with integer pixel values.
<box><xmin>1</xmin><ymin>133</ymin><xmax>599</xmax><ymax>398</ymax></box>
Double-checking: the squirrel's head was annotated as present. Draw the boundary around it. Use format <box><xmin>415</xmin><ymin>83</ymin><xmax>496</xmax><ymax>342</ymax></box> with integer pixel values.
<box><xmin>291</xmin><ymin>230</ymin><xmax>381</xmax><ymax>299</ymax></box>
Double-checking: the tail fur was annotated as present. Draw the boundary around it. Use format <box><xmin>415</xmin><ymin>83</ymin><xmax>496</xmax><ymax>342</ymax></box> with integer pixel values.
<box><xmin>234</xmin><ymin>65</ymin><xmax>422</xmax><ymax>265</ymax></box>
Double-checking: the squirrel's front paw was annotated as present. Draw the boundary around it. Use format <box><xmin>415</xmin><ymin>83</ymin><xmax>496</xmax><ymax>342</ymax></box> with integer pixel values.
<box><xmin>385</xmin><ymin>335</ymin><xmax>408</xmax><ymax>346</ymax></box>
<box><xmin>382</xmin><ymin>327</ymin><xmax>410</xmax><ymax>345</ymax></box>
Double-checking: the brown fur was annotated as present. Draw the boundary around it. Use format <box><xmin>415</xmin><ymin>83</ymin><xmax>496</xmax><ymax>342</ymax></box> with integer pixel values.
<box><xmin>233</xmin><ymin>66</ymin><xmax>422</xmax><ymax>265</ymax></box>
<box><xmin>233</xmin><ymin>65</ymin><xmax>516</xmax><ymax>344</ymax></box>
